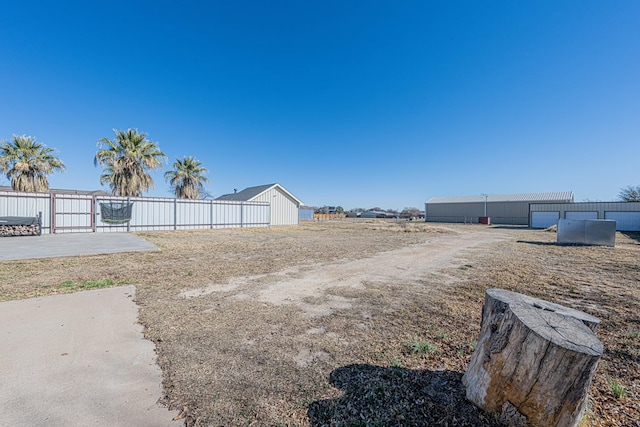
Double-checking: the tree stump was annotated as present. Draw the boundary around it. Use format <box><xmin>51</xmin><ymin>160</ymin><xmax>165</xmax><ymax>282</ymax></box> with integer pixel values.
<box><xmin>462</xmin><ymin>289</ymin><xmax>603</xmax><ymax>427</ymax></box>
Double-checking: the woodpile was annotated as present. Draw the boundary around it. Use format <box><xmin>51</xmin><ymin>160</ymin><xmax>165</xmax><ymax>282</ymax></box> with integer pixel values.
<box><xmin>0</xmin><ymin>224</ymin><xmax>41</xmax><ymax>237</ymax></box>
<box><xmin>463</xmin><ymin>288</ymin><xmax>603</xmax><ymax>427</ymax></box>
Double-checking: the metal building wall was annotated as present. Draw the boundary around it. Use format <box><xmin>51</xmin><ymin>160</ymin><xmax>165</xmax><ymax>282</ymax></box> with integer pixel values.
<box><xmin>530</xmin><ymin>201</ymin><xmax>640</xmax><ymax>215</ymax></box>
<box><xmin>251</xmin><ymin>187</ymin><xmax>299</xmax><ymax>226</ymax></box>
<box><xmin>425</xmin><ymin>202</ymin><xmax>481</xmax><ymax>223</ymax></box>
<box><xmin>484</xmin><ymin>201</ymin><xmax>531</xmax><ymax>225</ymax></box>
<box><xmin>424</xmin><ymin>201</ymin><xmax>531</xmax><ymax>225</ymax></box>
<box><xmin>530</xmin><ymin>202</ymin><xmax>640</xmax><ymax>231</ymax></box>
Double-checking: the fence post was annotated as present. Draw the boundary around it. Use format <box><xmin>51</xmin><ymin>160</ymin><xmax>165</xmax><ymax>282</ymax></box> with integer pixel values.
<box><xmin>126</xmin><ymin>197</ymin><xmax>131</xmax><ymax>232</ymax></box>
<box><xmin>210</xmin><ymin>200</ymin><xmax>213</xmax><ymax>229</ymax></box>
<box><xmin>92</xmin><ymin>196</ymin><xmax>97</xmax><ymax>233</ymax></box>
<box><xmin>51</xmin><ymin>193</ymin><xmax>56</xmax><ymax>234</ymax></box>
<box><xmin>174</xmin><ymin>198</ymin><xmax>177</xmax><ymax>230</ymax></box>
<box><xmin>240</xmin><ymin>202</ymin><xmax>244</xmax><ymax>228</ymax></box>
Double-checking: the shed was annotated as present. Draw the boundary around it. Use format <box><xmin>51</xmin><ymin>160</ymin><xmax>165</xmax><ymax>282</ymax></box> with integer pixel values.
<box><xmin>216</xmin><ymin>183</ymin><xmax>302</xmax><ymax>226</ymax></box>
<box><xmin>361</xmin><ymin>210</ymin><xmax>392</xmax><ymax>219</ymax></box>
<box><xmin>299</xmin><ymin>208</ymin><xmax>314</xmax><ymax>221</ymax></box>
<box><xmin>425</xmin><ymin>192</ymin><xmax>574</xmax><ymax>225</ymax></box>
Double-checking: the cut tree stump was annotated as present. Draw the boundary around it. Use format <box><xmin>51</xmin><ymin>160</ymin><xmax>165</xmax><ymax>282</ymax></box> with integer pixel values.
<box><xmin>462</xmin><ymin>288</ymin><xmax>603</xmax><ymax>427</ymax></box>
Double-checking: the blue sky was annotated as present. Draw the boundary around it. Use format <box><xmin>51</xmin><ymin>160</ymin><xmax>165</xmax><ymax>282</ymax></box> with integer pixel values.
<box><xmin>1</xmin><ymin>1</ymin><xmax>639</xmax><ymax>209</ymax></box>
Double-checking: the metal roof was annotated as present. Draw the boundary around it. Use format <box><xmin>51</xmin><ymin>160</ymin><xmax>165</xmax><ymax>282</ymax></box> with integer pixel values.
<box><xmin>427</xmin><ymin>191</ymin><xmax>574</xmax><ymax>204</ymax></box>
<box><xmin>216</xmin><ymin>183</ymin><xmax>302</xmax><ymax>205</ymax></box>
<box><xmin>216</xmin><ymin>184</ymin><xmax>275</xmax><ymax>201</ymax></box>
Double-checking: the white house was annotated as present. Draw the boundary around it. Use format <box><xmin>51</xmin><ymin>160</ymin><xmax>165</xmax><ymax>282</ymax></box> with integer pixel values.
<box><xmin>216</xmin><ymin>183</ymin><xmax>302</xmax><ymax>226</ymax></box>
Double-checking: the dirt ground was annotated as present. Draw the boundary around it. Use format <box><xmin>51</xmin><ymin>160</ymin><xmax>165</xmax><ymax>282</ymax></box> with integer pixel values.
<box><xmin>0</xmin><ymin>220</ymin><xmax>638</xmax><ymax>426</ymax></box>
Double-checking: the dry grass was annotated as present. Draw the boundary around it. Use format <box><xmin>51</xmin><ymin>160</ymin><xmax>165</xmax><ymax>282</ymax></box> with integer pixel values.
<box><xmin>0</xmin><ymin>221</ymin><xmax>638</xmax><ymax>426</ymax></box>
<box><xmin>453</xmin><ymin>229</ymin><xmax>640</xmax><ymax>427</ymax></box>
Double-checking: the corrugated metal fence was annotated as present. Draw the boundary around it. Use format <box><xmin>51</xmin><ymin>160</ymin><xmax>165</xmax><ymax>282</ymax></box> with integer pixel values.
<box><xmin>0</xmin><ymin>191</ymin><xmax>270</xmax><ymax>234</ymax></box>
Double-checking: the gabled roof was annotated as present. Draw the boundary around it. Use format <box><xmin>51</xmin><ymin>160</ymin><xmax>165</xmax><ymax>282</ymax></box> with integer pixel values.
<box><xmin>216</xmin><ymin>183</ymin><xmax>302</xmax><ymax>205</ymax></box>
<box><xmin>427</xmin><ymin>191</ymin><xmax>574</xmax><ymax>204</ymax></box>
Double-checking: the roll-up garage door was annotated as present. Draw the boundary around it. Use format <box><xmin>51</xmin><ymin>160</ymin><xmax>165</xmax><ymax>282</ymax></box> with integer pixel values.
<box><xmin>604</xmin><ymin>212</ymin><xmax>640</xmax><ymax>231</ymax></box>
<box><xmin>531</xmin><ymin>211</ymin><xmax>560</xmax><ymax>229</ymax></box>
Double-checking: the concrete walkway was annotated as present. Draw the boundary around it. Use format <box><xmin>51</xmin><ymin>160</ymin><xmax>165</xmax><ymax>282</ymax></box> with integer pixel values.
<box><xmin>0</xmin><ymin>232</ymin><xmax>159</xmax><ymax>261</ymax></box>
<box><xmin>0</xmin><ymin>286</ymin><xmax>180</xmax><ymax>426</ymax></box>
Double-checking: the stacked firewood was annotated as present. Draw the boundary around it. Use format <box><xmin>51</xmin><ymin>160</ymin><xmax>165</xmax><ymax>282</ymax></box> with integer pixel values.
<box><xmin>0</xmin><ymin>224</ymin><xmax>41</xmax><ymax>237</ymax></box>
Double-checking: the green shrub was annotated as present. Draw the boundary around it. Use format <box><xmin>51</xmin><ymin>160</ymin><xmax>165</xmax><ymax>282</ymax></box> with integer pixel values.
<box><xmin>407</xmin><ymin>341</ymin><xmax>438</xmax><ymax>355</ymax></box>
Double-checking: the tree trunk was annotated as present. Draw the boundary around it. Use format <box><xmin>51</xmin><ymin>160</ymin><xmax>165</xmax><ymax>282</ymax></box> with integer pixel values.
<box><xmin>462</xmin><ymin>288</ymin><xmax>603</xmax><ymax>427</ymax></box>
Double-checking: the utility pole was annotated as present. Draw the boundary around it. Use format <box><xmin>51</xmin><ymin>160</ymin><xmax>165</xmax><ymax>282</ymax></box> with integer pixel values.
<box><xmin>481</xmin><ymin>193</ymin><xmax>488</xmax><ymax>217</ymax></box>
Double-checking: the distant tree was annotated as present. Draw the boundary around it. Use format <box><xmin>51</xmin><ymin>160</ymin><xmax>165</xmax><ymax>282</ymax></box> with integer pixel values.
<box><xmin>94</xmin><ymin>129</ymin><xmax>166</xmax><ymax>196</ymax></box>
<box><xmin>619</xmin><ymin>185</ymin><xmax>640</xmax><ymax>202</ymax></box>
<box><xmin>0</xmin><ymin>135</ymin><xmax>65</xmax><ymax>192</ymax></box>
<box><xmin>316</xmin><ymin>206</ymin><xmax>340</xmax><ymax>214</ymax></box>
<box><xmin>335</xmin><ymin>206</ymin><xmax>344</xmax><ymax>214</ymax></box>
<box><xmin>199</xmin><ymin>190</ymin><xmax>215</xmax><ymax>200</ymax></box>
<box><xmin>401</xmin><ymin>207</ymin><xmax>423</xmax><ymax>218</ymax></box>
<box><xmin>165</xmin><ymin>156</ymin><xmax>210</xmax><ymax>199</ymax></box>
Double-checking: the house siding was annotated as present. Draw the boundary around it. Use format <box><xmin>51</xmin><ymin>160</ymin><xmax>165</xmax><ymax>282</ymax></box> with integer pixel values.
<box><xmin>251</xmin><ymin>187</ymin><xmax>300</xmax><ymax>226</ymax></box>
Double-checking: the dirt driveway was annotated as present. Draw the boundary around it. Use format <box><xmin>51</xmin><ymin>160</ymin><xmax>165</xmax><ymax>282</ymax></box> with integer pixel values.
<box><xmin>181</xmin><ymin>228</ymin><xmax>508</xmax><ymax>318</ymax></box>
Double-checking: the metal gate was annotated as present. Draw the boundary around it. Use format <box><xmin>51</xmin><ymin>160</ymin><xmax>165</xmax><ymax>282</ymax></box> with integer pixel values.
<box><xmin>51</xmin><ymin>193</ymin><xmax>95</xmax><ymax>233</ymax></box>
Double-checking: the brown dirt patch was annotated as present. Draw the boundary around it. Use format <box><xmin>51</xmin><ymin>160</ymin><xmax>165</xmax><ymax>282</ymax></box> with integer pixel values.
<box><xmin>0</xmin><ymin>221</ymin><xmax>637</xmax><ymax>426</ymax></box>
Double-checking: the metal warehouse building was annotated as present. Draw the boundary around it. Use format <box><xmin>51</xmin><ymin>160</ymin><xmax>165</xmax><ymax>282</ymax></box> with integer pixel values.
<box><xmin>216</xmin><ymin>183</ymin><xmax>302</xmax><ymax>226</ymax></box>
<box><xmin>425</xmin><ymin>192</ymin><xmax>574</xmax><ymax>225</ymax></box>
<box><xmin>530</xmin><ymin>201</ymin><xmax>640</xmax><ymax>231</ymax></box>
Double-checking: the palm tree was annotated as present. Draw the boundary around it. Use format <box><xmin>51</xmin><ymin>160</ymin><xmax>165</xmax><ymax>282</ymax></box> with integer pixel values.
<box><xmin>94</xmin><ymin>129</ymin><xmax>166</xmax><ymax>196</ymax></box>
<box><xmin>165</xmin><ymin>156</ymin><xmax>210</xmax><ymax>199</ymax></box>
<box><xmin>0</xmin><ymin>135</ymin><xmax>66</xmax><ymax>192</ymax></box>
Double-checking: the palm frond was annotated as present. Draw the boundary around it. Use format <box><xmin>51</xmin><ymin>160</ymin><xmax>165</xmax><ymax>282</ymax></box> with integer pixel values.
<box><xmin>165</xmin><ymin>156</ymin><xmax>210</xmax><ymax>199</ymax></box>
<box><xmin>94</xmin><ymin>128</ymin><xmax>166</xmax><ymax>196</ymax></box>
<box><xmin>0</xmin><ymin>135</ymin><xmax>65</xmax><ymax>192</ymax></box>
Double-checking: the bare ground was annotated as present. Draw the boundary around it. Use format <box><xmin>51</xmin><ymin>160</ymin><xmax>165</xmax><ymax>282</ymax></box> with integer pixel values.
<box><xmin>0</xmin><ymin>220</ymin><xmax>638</xmax><ymax>426</ymax></box>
